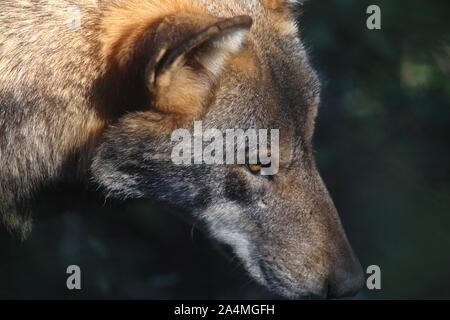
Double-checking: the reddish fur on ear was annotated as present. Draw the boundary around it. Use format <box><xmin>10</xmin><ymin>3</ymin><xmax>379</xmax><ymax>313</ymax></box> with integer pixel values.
<box><xmin>100</xmin><ymin>0</ymin><xmax>205</xmax><ymax>69</ymax></box>
<box><xmin>147</xmin><ymin>15</ymin><xmax>252</xmax><ymax>120</ymax></box>
<box><xmin>150</xmin><ymin>57</ymin><xmax>214</xmax><ymax>119</ymax></box>
<box><xmin>99</xmin><ymin>0</ymin><xmax>252</xmax><ymax>125</ymax></box>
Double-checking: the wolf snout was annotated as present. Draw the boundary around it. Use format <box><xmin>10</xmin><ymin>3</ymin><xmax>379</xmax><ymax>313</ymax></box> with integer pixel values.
<box><xmin>260</xmin><ymin>250</ymin><xmax>364</xmax><ymax>299</ymax></box>
<box><xmin>326</xmin><ymin>251</ymin><xmax>365</xmax><ymax>298</ymax></box>
<box><xmin>309</xmin><ymin>253</ymin><xmax>365</xmax><ymax>299</ymax></box>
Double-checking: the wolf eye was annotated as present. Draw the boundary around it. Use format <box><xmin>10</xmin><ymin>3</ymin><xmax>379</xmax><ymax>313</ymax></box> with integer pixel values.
<box><xmin>248</xmin><ymin>164</ymin><xmax>262</xmax><ymax>174</ymax></box>
<box><xmin>247</xmin><ymin>162</ymin><xmax>271</xmax><ymax>174</ymax></box>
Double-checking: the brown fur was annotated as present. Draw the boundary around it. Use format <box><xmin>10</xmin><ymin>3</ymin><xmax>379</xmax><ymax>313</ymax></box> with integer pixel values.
<box><xmin>0</xmin><ymin>0</ymin><xmax>363</xmax><ymax>299</ymax></box>
<box><xmin>0</xmin><ymin>0</ymin><xmax>253</xmax><ymax>234</ymax></box>
<box><xmin>99</xmin><ymin>0</ymin><xmax>204</xmax><ymax>69</ymax></box>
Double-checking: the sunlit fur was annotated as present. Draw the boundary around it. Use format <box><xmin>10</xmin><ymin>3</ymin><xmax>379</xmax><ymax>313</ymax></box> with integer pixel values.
<box><xmin>0</xmin><ymin>0</ymin><xmax>363</xmax><ymax>299</ymax></box>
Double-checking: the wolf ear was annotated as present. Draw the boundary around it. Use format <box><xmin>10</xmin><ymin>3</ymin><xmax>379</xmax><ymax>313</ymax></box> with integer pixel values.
<box><xmin>146</xmin><ymin>14</ymin><xmax>252</xmax><ymax>120</ymax></box>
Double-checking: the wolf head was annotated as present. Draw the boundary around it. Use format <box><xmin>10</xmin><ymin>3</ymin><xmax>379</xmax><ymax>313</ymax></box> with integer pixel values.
<box><xmin>92</xmin><ymin>0</ymin><xmax>364</xmax><ymax>298</ymax></box>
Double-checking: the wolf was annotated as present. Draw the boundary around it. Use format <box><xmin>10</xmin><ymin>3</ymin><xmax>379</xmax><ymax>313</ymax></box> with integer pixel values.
<box><xmin>0</xmin><ymin>0</ymin><xmax>364</xmax><ymax>298</ymax></box>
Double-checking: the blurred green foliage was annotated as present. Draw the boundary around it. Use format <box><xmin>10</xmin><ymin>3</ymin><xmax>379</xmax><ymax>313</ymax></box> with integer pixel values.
<box><xmin>304</xmin><ymin>0</ymin><xmax>450</xmax><ymax>299</ymax></box>
<box><xmin>0</xmin><ymin>0</ymin><xmax>449</xmax><ymax>299</ymax></box>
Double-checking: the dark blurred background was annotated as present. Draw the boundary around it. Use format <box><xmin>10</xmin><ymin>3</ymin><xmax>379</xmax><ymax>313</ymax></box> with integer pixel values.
<box><xmin>1</xmin><ymin>0</ymin><xmax>449</xmax><ymax>299</ymax></box>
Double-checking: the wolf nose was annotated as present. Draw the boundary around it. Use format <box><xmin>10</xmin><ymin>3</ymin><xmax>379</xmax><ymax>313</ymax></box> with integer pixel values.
<box><xmin>326</xmin><ymin>253</ymin><xmax>365</xmax><ymax>299</ymax></box>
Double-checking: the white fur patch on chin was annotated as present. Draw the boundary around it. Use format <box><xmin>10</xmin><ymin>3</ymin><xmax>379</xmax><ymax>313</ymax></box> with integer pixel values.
<box><xmin>198</xmin><ymin>202</ymin><xmax>266</xmax><ymax>284</ymax></box>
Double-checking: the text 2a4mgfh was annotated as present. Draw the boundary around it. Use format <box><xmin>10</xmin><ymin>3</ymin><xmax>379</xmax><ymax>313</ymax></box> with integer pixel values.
<box><xmin>174</xmin><ymin>304</ymin><xmax>275</xmax><ymax>317</ymax></box>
